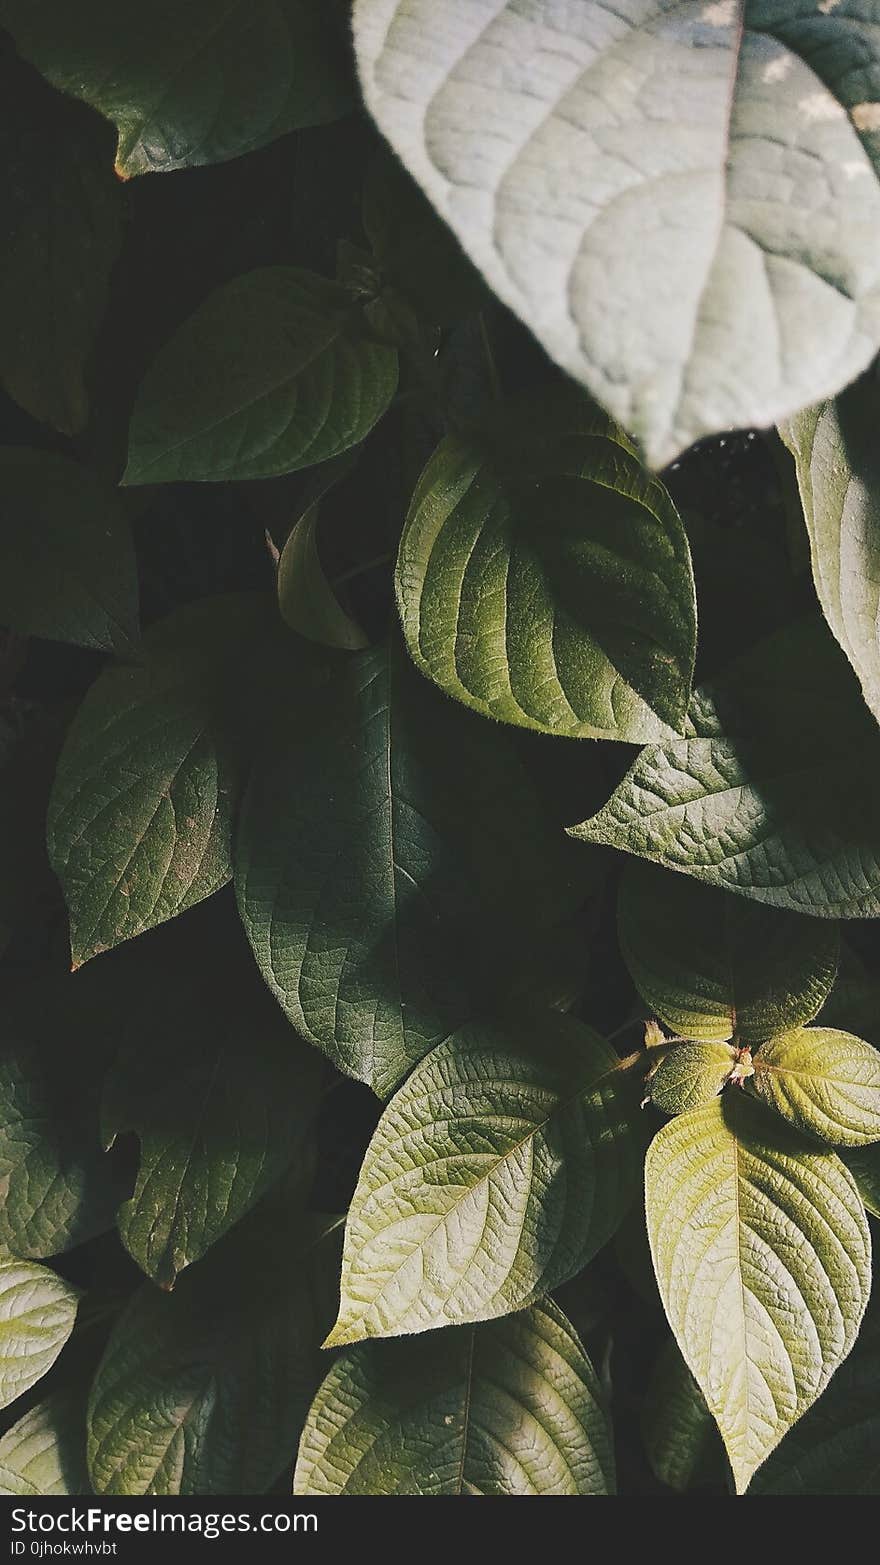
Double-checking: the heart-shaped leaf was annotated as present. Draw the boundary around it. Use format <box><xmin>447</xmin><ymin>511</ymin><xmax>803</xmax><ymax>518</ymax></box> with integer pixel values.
<box><xmin>326</xmin><ymin>1013</ymin><xmax>640</xmax><ymax>1345</ymax></box>
<box><xmin>0</xmin><ymin>450</ymin><xmax>138</xmax><ymax>657</ymax></box>
<box><xmin>236</xmin><ymin>639</ymin><xmax>582</xmax><ymax>1096</ymax></box>
<box><xmin>645</xmin><ymin>1092</ymin><xmax>871</xmax><ymax>1493</ymax></box>
<box><xmin>0</xmin><ymin>1387</ymin><xmax>89</xmax><ymax>1497</ymax></box>
<box><xmin>750</xmin><ymin>1027</ymin><xmax>880</xmax><ymax>1146</ymax></box>
<box><xmin>396</xmin><ymin>400</ymin><xmax>695</xmax><ymax>742</ymax></box>
<box><xmin>0</xmin><ymin>0</ymin><xmax>352</xmax><ymax>177</ymax></box>
<box><xmin>619</xmin><ymin>861</ymin><xmax>839</xmax><ymax>1042</ymax></box>
<box><xmin>781</xmin><ymin>374</ymin><xmax>880</xmax><ymax>726</ymax></box>
<box><xmin>48</xmin><ymin>595</ymin><xmax>285</xmax><ymax>968</ymax></box>
<box><xmin>573</xmin><ymin>618</ymin><xmax>880</xmax><ymax>917</ymax></box>
<box><xmin>354</xmin><ymin>0</ymin><xmax>880</xmax><ymax>467</ymax></box>
<box><xmin>87</xmin><ymin>1210</ymin><xmax>340</xmax><ymax>1495</ymax></box>
<box><xmin>0</xmin><ymin>1259</ymin><xmax>79</xmax><ymax>1412</ymax></box>
<box><xmin>123</xmin><ymin>270</ymin><xmax>398</xmax><ymax>486</ymax></box>
<box><xmin>296</xmin><ymin>1299</ymin><xmax>614</xmax><ymax>1495</ymax></box>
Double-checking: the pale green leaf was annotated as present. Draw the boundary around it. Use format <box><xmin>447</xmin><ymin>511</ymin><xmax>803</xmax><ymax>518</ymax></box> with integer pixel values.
<box><xmin>396</xmin><ymin>400</ymin><xmax>695</xmax><ymax>742</ymax></box>
<box><xmin>47</xmin><ymin>595</ymin><xmax>282</xmax><ymax>968</ymax></box>
<box><xmin>296</xmin><ymin>1299</ymin><xmax>614</xmax><ymax>1496</ymax></box>
<box><xmin>645</xmin><ymin>1093</ymin><xmax>871</xmax><ymax>1493</ymax></box>
<box><xmin>647</xmin><ymin>1042</ymin><xmax>737</xmax><ymax>1117</ymax></box>
<box><xmin>572</xmin><ymin>618</ymin><xmax>880</xmax><ymax>917</ymax></box>
<box><xmin>123</xmin><ymin>270</ymin><xmax>398</xmax><ymax>486</ymax></box>
<box><xmin>354</xmin><ymin>0</ymin><xmax>880</xmax><ymax>467</ymax></box>
<box><xmin>0</xmin><ymin>61</ymin><xmax>123</xmax><ymax>435</ymax></box>
<box><xmin>619</xmin><ymin>861</ymin><xmax>839</xmax><ymax>1042</ymax></box>
<box><xmin>0</xmin><ymin>1258</ymin><xmax>79</xmax><ymax>1413</ymax></box>
<box><xmin>325</xmin><ymin>1013</ymin><xmax>639</xmax><ymax>1345</ymax></box>
<box><xmin>87</xmin><ymin>1211</ymin><xmax>339</xmax><ymax>1495</ymax></box>
<box><xmin>236</xmin><ymin>638</ymin><xmax>582</xmax><ymax>1096</ymax></box>
<box><xmin>751</xmin><ymin>1026</ymin><xmax>880</xmax><ymax>1146</ymax></box>
<box><xmin>0</xmin><ymin>0</ymin><xmax>352</xmax><ymax>177</ymax></box>
<box><xmin>0</xmin><ymin>450</ymin><xmax>138</xmax><ymax>656</ymax></box>
<box><xmin>782</xmin><ymin>373</ymin><xmax>880</xmax><ymax>726</ymax></box>
<box><xmin>0</xmin><ymin>1387</ymin><xmax>89</xmax><ymax>1496</ymax></box>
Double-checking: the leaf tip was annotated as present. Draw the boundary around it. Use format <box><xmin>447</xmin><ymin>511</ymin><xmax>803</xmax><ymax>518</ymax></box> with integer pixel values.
<box><xmin>321</xmin><ymin>1320</ymin><xmax>360</xmax><ymax>1351</ymax></box>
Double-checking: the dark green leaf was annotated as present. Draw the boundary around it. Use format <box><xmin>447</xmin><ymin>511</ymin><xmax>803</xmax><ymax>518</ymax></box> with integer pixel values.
<box><xmin>87</xmin><ymin>1211</ymin><xmax>340</xmax><ymax>1495</ymax></box>
<box><xmin>396</xmin><ymin>401</ymin><xmax>695</xmax><ymax>741</ymax></box>
<box><xmin>0</xmin><ymin>0</ymin><xmax>352</xmax><ymax>177</ymax></box>
<box><xmin>641</xmin><ymin>1338</ymin><xmax>721</xmax><ymax>1495</ymax></box>
<box><xmin>843</xmin><ymin>1144</ymin><xmax>880</xmax><ymax>1218</ymax></box>
<box><xmin>123</xmin><ymin>270</ymin><xmax>398</xmax><ymax>486</ymax></box>
<box><xmin>619</xmin><ymin>861</ymin><xmax>839</xmax><ymax>1042</ymax></box>
<box><xmin>0</xmin><ymin>963</ymin><xmax>126</xmax><ymax>1259</ymax></box>
<box><xmin>47</xmin><ymin>595</ymin><xmax>284</xmax><ymax>968</ymax></box>
<box><xmin>296</xmin><ymin>1299</ymin><xmax>614</xmax><ymax>1495</ymax></box>
<box><xmin>236</xmin><ymin>638</ymin><xmax>582</xmax><ymax>1095</ymax></box>
<box><xmin>0</xmin><ymin>451</ymin><xmax>138</xmax><ymax>656</ymax></box>
<box><xmin>573</xmin><ymin>618</ymin><xmax>880</xmax><ymax>917</ymax></box>
<box><xmin>354</xmin><ymin>0</ymin><xmax>880</xmax><ymax>467</ymax></box>
<box><xmin>326</xmin><ymin>1012</ymin><xmax>639</xmax><ymax>1344</ymax></box>
<box><xmin>278</xmin><ymin>503</ymin><xmax>368</xmax><ymax>652</ymax></box>
<box><xmin>102</xmin><ymin>918</ymin><xmax>322</xmax><ymax>1286</ymax></box>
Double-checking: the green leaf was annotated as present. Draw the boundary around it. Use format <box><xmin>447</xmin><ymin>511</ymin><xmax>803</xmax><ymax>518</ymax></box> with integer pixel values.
<box><xmin>123</xmin><ymin>270</ymin><xmax>398</xmax><ymax>486</ymax></box>
<box><xmin>102</xmin><ymin>915</ymin><xmax>322</xmax><ymax>1286</ymax></box>
<box><xmin>0</xmin><ymin>451</ymin><xmax>138</xmax><ymax>656</ymax></box>
<box><xmin>87</xmin><ymin>1211</ymin><xmax>339</xmax><ymax>1495</ymax></box>
<box><xmin>278</xmin><ymin>499</ymin><xmax>368</xmax><ymax>652</ymax></box>
<box><xmin>325</xmin><ymin>1013</ymin><xmax>639</xmax><ymax>1345</ymax></box>
<box><xmin>619</xmin><ymin>861</ymin><xmax>839</xmax><ymax>1042</ymax></box>
<box><xmin>750</xmin><ymin>1027</ymin><xmax>880</xmax><ymax>1146</ymax></box>
<box><xmin>0</xmin><ymin>0</ymin><xmax>352</xmax><ymax>177</ymax></box>
<box><xmin>0</xmin><ymin>1258</ymin><xmax>79</xmax><ymax>1412</ymax></box>
<box><xmin>645</xmin><ymin>1092</ymin><xmax>871</xmax><ymax>1494</ymax></box>
<box><xmin>843</xmin><ymin>1145</ymin><xmax>880</xmax><ymax>1218</ymax></box>
<box><xmin>753</xmin><ymin>1296</ymin><xmax>880</xmax><ymax>1495</ymax></box>
<box><xmin>296</xmin><ymin>1299</ymin><xmax>614</xmax><ymax>1496</ymax></box>
<box><xmin>647</xmin><ymin>1042</ymin><xmax>737</xmax><ymax>1117</ymax></box>
<box><xmin>47</xmin><ymin>594</ymin><xmax>282</xmax><ymax>968</ymax></box>
<box><xmin>572</xmin><ymin>618</ymin><xmax>880</xmax><ymax>917</ymax></box>
<box><xmin>781</xmin><ymin>374</ymin><xmax>880</xmax><ymax>725</ymax></box>
<box><xmin>395</xmin><ymin>401</ymin><xmax>696</xmax><ymax>742</ymax></box>
<box><xmin>0</xmin><ymin>964</ymin><xmax>125</xmax><ymax>1259</ymax></box>
<box><xmin>0</xmin><ymin>1386</ymin><xmax>89</xmax><ymax>1497</ymax></box>
<box><xmin>641</xmin><ymin>1338</ymin><xmax>721</xmax><ymax>1495</ymax></box>
<box><xmin>0</xmin><ymin>59</ymin><xmax>123</xmax><ymax>435</ymax></box>
<box><xmin>354</xmin><ymin>1</ymin><xmax>880</xmax><ymax>468</ymax></box>
<box><xmin>236</xmin><ymin>639</ymin><xmax>582</xmax><ymax>1095</ymax></box>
